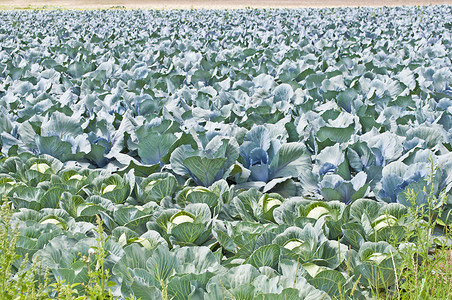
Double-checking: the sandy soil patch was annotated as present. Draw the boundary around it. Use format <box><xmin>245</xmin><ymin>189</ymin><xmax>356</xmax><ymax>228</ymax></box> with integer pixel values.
<box><xmin>0</xmin><ymin>0</ymin><xmax>451</xmax><ymax>10</ymax></box>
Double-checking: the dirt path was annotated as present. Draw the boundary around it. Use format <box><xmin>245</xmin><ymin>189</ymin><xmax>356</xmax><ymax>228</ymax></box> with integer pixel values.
<box><xmin>0</xmin><ymin>0</ymin><xmax>451</xmax><ymax>9</ymax></box>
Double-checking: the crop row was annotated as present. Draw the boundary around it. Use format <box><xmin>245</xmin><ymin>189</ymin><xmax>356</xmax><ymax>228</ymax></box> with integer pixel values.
<box><xmin>0</xmin><ymin>5</ymin><xmax>451</xmax><ymax>299</ymax></box>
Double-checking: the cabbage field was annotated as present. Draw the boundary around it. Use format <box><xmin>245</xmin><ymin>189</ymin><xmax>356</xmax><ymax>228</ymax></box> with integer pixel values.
<box><xmin>0</xmin><ymin>5</ymin><xmax>452</xmax><ymax>299</ymax></box>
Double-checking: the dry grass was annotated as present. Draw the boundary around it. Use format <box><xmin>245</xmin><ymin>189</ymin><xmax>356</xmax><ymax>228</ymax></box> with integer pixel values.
<box><xmin>0</xmin><ymin>0</ymin><xmax>451</xmax><ymax>10</ymax></box>
<box><xmin>433</xmin><ymin>249</ymin><xmax>452</xmax><ymax>284</ymax></box>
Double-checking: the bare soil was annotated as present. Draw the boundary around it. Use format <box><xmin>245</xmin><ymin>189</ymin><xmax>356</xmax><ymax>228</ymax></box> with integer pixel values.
<box><xmin>0</xmin><ymin>0</ymin><xmax>451</xmax><ymax>10</ymax></box>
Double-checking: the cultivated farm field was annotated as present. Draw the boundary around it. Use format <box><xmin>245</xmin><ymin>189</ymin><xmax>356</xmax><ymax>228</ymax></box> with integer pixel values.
<box><xmin>0</xmin><ymin>6</ymin><xmax>452</xmax><ymax>299</ymax></box>
<box><xmin>1</xmin><ymin>0</ymin><xmax>452</xmax><ymax>9</ymax></box>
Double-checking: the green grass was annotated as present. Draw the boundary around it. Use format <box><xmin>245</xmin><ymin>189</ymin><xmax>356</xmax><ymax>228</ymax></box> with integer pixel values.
<box><xmin>372</xmin><ymin>158</ymin><xmax>452</xmax><ymax>300</ymax></box>
<box><xmin>0</xmin><ymin>195</ymin><xmax>117</xmax><ymax>300</ymax></box>
<box><xmin>390</xmin><ymin>159</ymin><xmax>452</xmax><ymax>300</ymax></box>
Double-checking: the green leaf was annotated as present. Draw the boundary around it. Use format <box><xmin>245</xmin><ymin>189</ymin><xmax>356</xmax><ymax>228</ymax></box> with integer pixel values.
<box><xmin>350</xmin><ymin>199</ymin><xmax>381</xmax><ymax>222</ymax></box>
<box><xmin>308</xmin><ymin>269</ymin><xmax>346</xmax><ymax>297</ymax></box>
<box><xmin>113</xmin><ymin>206</ymin><xmax>147</xmax><ymax>227</ymax></box>
<box><xmin>10</xmin><ymin>186</ymin><xmax>42</xmax><ymax>210</ymax></box>
<box><xmin>140</xmin><ymin>173</ymin><xmax>178</xmax><ymax>204</ymax></box>
<box><xmin>207</xmin><ymin>264</ymin><xmax>260</xmax><ymax>294</ymax></box>
<box><xmin>355</xmin><ymin>258</ymin><xmax>397</xmax><ymax>288</ymax></box>
<box><xmin>112</xmin><ymin>243</ymin><xmax>153</xmax><ymax>283</ymax></box>
<box><xmin>337</xmin><ymin>88</ymin><xmax>358</xmax><ymax>113</ymax></box>
<box><xmin>138</xmin><ymin>132</ymin><xmax>177</xmax><ymax>165</ymax></box>
<box><xmin>171</xmin><ymin>223</ymin><xmax>206</xmax><ymax>245</ymax></box>
<box><xmin>232</xmin><ymin>189</ymin><xmax>262</xmax><ymax>222</ymax></box>
<box><xmin>85</xmin><ymin>144</ymin><xmax>108</xmax><ymax>167</ymax></box>
<box><xmin>160</xmin><ymin>133</ymin><xmax>198</xmax><ymax>164</ymax></box>
<box><xmin>174</xmin><ymin>246</ymin><xmax>221</xmax><ymax>274</ymax></box>
<box><xmin>212</xmin><ymin>226</ymin><xmax>236</xmax><ymax>253</ymax></box>
<box><xmin>116</xmin><ymin>160</ymin><xmax>160</xmax><ymax>177</ymax></box>
<box><xmin>273</xmin><ymin>84</ymin><xmax>294</xmax><ymax>102</ymax></box>
<box><xmin>39</xmin><ymin>187</ymin><xmax>65</xmax><ymax>209</ymax></box>
<box><xmin>146</xmin><ymin>245</ymin><xmax>177</xmax><ymax>282</ymax></box>
<box><xmin>316</xmin><ymin>125</ymin><xmax>355</xmax><ymax>143</ymax></box>
<box><xmin>247</xmin><ymin>244</ymin><xmax>280</xmax><ymax>270</ymax></box>
<box><xmin>341</xmin><ymin>223</ymin><xmax>366</xmax><ymax>250</ymax></box>
<box><xmin>186</xmin><ymin>189</ymin><xmax>219</xmax><ymax>207</ymax></box>
<box><xmin>370</xmin><ymin>225</ymin><xmax>406</xmax><ymax>243</ymax></box>
<box><xmin>167</xmin><ymin>276</ymin><xmax>193</xmax><ymax>300</ymax></box>
<box><xmin>41</xmin><ymin>111</ymin><xmax>83</xmax><ymax>137</ymax></box>
<box><xmin>128</xmin><ymin>269</ymin><xmax>162</xmax><ymax>299</ymax></box>
<box><xmin>313</xmin><ymin>240</ymin><xmax>348</xmax><ymax>269</ymax></box>
<box><xmin>231</xmin><ymin>284</ymin><xmax>255</xmax><ymax>300</ymax></box>
<box><xmin>269</xmin><ymin>142</ymin><xmax>310</xmax><ymax>179</ymax></box>
<box><xmin>183</xmin><ymin>156</ymin><xmax>226</xmax><ymax>187</ymax></box>
<box><xmin>256</xmin><ymin>288</ymin><xmax>300</xmax><ymax>300</ymax></box>
<box><xmin>36</xmin><ymin>136</ymin><xmax>81</xmax><ymax>162</ymax></box>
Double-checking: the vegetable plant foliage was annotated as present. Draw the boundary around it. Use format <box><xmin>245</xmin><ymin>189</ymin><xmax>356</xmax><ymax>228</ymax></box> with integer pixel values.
<box><xmin>0</xmin><ymin>5</ymin><xmax>451</xmax><ymax>299</ymax></box>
